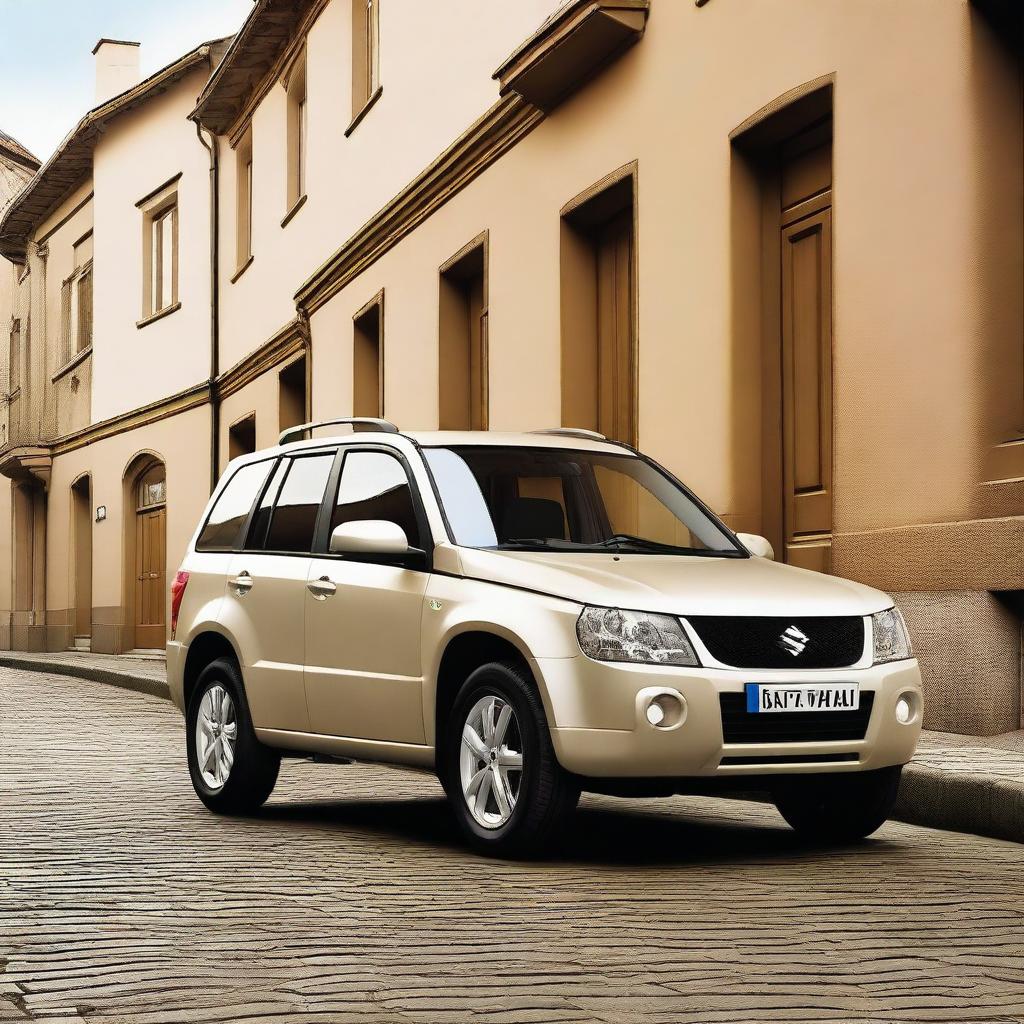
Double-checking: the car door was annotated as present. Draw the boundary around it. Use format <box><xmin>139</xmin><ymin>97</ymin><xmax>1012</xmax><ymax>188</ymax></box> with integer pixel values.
<box><xmin>304</xmin><ymin>447</ymin><xmax>430</xmax><ymax>744</ymax></box>
<box><xmin>222</xmin><ymin>449</ymin><xmax>336</xmax><ymax>734</ymax></box>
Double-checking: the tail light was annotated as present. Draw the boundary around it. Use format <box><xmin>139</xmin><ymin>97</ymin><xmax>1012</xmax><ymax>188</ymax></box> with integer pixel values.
<box><xmin>170</xmin><ymin>570</ymin><xmax>190</xmax><ymax>640</ymax></box>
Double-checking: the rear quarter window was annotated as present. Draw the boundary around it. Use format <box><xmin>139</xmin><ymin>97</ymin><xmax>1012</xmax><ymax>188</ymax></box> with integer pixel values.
<box><xmin>196</xmin><ymin>460</ymin><xmax>275</xmax><ymax>551</ymax></box>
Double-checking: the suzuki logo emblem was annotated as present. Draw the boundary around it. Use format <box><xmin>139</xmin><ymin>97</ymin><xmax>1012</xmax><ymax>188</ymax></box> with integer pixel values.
<box><xmin>777</xmin><ymin>625</ymin><xmax>810</xmax><ymax>657</ymax></box>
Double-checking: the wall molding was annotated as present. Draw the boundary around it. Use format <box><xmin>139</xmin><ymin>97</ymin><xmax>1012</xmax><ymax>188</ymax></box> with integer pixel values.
<box><xmin>51</xmin><ymin>382</ymin><xmax>211</xmax><ymax>457</ymax></box>
<box><xmin>295</xmin><ymin>93</ymin><xmax>544</xmax><ymax>316</ymax></box>
<box><xmin>216</xmin><ymin>314</ymin><xmax>310</xmax><ymax>401</ymax></box>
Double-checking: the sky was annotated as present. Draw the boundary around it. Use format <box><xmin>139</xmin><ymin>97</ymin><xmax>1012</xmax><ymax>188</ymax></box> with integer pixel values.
<box><xmin>0</xmin><ymin>0</ymin><xmax>254</xmax><ymax>164</ymax></box>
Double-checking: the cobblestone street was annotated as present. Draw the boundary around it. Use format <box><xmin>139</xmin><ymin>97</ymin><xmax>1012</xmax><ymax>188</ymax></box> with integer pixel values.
<box><xmin>2</xmin><ymin>667</ymin><xmax>1023</xmax><ymax>1024</ymax></box>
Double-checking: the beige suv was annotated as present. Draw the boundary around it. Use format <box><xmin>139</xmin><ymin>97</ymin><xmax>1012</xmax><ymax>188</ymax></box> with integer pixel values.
<box><xmin>168</xmin><ymin>419</ymin><xmax>922</xmax><ymax>856</ymax></box>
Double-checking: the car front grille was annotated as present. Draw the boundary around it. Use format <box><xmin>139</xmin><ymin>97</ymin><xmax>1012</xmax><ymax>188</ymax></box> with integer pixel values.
<box><xmin>686</xmin><ymin>615</ymin><xmax>865</xmax><ymax>669</ymax></box>
<box><xmin>719</xmin><ymin>691</ymin><xmax>875</xmax><ymax>744</ymax></box>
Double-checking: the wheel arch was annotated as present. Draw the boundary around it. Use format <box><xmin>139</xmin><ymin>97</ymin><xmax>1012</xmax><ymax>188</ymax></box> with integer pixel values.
<box><xmin>432</xmin><ymin>627</ymin><xmax>539</xmax><ymax>755</ymax></box>
<box><xmin>182</xmin><ymin>628</ymin><xmax>243</xmax><ymax>712</ymax></box>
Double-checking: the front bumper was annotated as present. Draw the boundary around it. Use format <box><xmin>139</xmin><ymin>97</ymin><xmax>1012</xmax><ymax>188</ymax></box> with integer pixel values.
<box><xmin>536</xmin><ymin>655</ymin><xmax>923</xmax><ymax>778</ymax></box>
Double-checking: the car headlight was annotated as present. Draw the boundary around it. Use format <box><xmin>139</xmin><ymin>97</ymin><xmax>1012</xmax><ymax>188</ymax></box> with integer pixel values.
<box><xmin>576</xmin><ymin>606</ymin><xmax>699</xmax><ymax>666</ymax></box>
<box><xmin>871</xmin><ymin>607</ymin><xmax>912</xmax><ymax>664</ymax></box>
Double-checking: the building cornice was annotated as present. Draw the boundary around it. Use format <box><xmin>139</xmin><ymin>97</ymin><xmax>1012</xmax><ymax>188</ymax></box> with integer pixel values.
<box><xmin>493</xmin><ymin>0</ymin><xmax>649</xmax><ymax>112</ymax></box>
<box><xmin>295</xmin><ymin>93</ymin><xmax>543</xmax><ymax>316</ymax></box>
<box><xmin>216</xmin><ymin>315</ymin><xmax>309</xmax><ymax>401</ymax></box>
<box><xmin>191</xmin><ymin>0</ymin><xmax>329</xmax><ymax>140</ymax></box>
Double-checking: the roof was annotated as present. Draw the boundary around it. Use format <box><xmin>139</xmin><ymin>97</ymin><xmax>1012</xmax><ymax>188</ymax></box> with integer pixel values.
<box><xmin>0</xmin><ymin>38</ymin><xmax>231</xmax><ymax>263</ymax></box>
<box><xmin>191</xmin><ymin>0</ymin><xmax>320</xmax><ymax>135</ymax></box>
<box><xmin>0</xmin><ymin>129</ymin><xmax>40</xmax><ymax>173</ymax></box>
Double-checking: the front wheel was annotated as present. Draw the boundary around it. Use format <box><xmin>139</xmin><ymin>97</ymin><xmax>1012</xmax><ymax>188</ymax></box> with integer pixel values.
<box><xmin>186</xmin><ymin>657</ymin><xmax>280</xmax><ymax>815</ymax></box>
<box><xmin>772</xmin><ymin>765</ymin><xmax>903</xmax><ymax>843</ymax></box>
<box><xmin>443</xmin><ymin>661</ymin><xmax>579</xmax><ymax>858</ymax></box>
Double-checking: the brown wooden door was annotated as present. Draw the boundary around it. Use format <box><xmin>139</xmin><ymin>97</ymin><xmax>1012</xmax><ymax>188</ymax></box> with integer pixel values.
<box><xmin>596</xmin><ymin>210</ymin><xmax>636</xmax><ymax>446</ymax></box>
<box><xmin>135</xmin><ymin>506</ymin><xmax>166</xmax><ymax>649</ymax></box>
<box><xmin>779</xmin><ymin>131</ymin><xmax>832</xmax><ymax>572</ymax></box>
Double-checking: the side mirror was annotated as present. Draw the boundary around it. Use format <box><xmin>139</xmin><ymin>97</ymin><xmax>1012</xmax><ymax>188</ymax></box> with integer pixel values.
<box><xmin>330</xmin><ymin>519</ymin><xmax>412</xmax><ymax>557</ymax></box>
<box><xmin>737</xmin><ymin>533</ymin><xmax>774</xmax><ymax>560</ymax></box>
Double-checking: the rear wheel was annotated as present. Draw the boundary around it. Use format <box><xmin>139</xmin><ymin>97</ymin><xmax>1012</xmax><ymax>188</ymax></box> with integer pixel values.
<box><xmin>772</xmin><ymin>765</ymin><xmax>903</xmax><ymax>842</ymax></box>
<box><xmin>186</xmin><ymin>657</ymin><xmax>280</xmax><ymax>814</ymax></box>
<box><xmin>443</xmin><ymin>661</ymin><xmax>579</xmax><ymax>857</ymax></box>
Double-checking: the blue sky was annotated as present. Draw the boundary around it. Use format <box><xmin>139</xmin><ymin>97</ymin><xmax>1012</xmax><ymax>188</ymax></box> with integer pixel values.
<box><xmin>0</xmin><ymin>0</ymin><xmax>254</xmax><ymax>163</ymax></box>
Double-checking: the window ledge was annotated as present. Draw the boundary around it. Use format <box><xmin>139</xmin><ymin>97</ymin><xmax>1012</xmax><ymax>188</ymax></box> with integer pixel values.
<box><xmin>136</xmin><ymin>302</ymin><xmax>181</xmax><ymax>330</ymax></box>
<box><xmin>281</xmin><ymin>194</ymin><xmax>307</xmax><ymax>229</ymax></box>
<box><xmin>230</xmin><ymin>254</ymin><xmax>254</xmax><ymax>284</ymax></box>
<box><xmin>51</xmin><ymin>345</ymin><xmax>93</xmax><ymax>383</ymax></box>
<box><xmin>345</xmin><ymin>85</ymin><xmax>383</xmax><ymax>137</ymax></box>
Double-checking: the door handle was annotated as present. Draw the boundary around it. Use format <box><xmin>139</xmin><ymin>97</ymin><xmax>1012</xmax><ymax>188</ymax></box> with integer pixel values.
<box><xmin>229</xmin><ymin>571</ymin><xmax>254</xmax><ymax>595</ymax></box>
<box><xmin>307</xmin><ymin>575</ymin><xmax>337</xmax><ymax>600</ymax></box>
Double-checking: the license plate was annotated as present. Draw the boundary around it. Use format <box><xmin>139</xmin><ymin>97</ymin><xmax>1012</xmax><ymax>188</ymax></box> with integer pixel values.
<box><xmin>746</xmin><ymin>682</ymin><xmax>859</xmax><ymax>713</ymax></box>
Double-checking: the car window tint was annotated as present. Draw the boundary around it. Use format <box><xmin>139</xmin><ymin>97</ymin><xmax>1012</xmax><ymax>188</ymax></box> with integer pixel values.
<box><xmin>262</xmin><ymin>454</ymin><xmax>334</xmax><ymax>553</ymax></box>
<box><xmin>246</xmin><ymin>459</ymin><xmax>287</xmax><ymax>549</ymax></box>
<box><xmin>196</xmin><ymin>460</ymin><xmax>274</xmax><ymax>551</ymax></box>
<box><xmin>331</xmin><ymin>451</ymin><xmax>420</xmax><ymax>548</ymax></box>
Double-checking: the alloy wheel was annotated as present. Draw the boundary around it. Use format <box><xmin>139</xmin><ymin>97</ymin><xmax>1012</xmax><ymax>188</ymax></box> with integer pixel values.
<box><xmin>195</xmin><ymin>684</ymin><xmax>237</xmax><ymax>792</ymax></box>
<box><xmin>459</xmin><ymin>694</ymin><xmax>524</xmax><ymax>829</ymax></box>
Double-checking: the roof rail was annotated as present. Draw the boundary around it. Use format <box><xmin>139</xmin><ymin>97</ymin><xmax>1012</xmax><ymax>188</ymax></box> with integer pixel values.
<box><xmin>279</xmin><ymin>417</ymin><xmax>399</xmax><ymax>446</ymax></box>
<box><xmin>531</xmin><ymin>427</ymin><xmax>607</xmax><ymax>441</ymax></box>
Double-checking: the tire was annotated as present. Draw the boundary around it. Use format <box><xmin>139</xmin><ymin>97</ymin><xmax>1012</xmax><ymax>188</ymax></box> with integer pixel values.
<box><xmin>772</xmin><ymin>765</ymin><xmax>903</xmax><ymax>843</ymax></box>
<box><xmin>443</xmin><ymin>661</ymin><xmax>579</xmax><ymax>858</ymax></box>
<box><xmin>186</xmin><ymin>657</ymin><xmax>280</xmax><ymax>815</ymax></box>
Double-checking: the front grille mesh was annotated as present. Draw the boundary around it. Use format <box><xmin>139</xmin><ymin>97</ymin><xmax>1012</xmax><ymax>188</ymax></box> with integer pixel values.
<box><xmin>687</xmin><ymin>615</ymin><xmax>865</xmax><ymax>669</ymax></box>
<box><xmin>719</xmin><ymin>691</ymin><xmax>875</xmax><ymax>744</ymax></box>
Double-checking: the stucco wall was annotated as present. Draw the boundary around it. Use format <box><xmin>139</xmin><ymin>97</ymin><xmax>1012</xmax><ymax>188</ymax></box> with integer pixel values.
<box><xmin>91</xmin><ymin>65</ymin><xmax>213</xmax><ymax>422</ymax></box>
<box><xmin>217</xmin><ymin>0</ymin><xmax>554</xmax><ymax>372</ymax></box>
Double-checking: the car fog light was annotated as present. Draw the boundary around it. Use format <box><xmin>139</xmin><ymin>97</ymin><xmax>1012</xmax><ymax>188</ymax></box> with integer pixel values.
<box><xmin>642</xmin><ymin>692</ymin><xmax>686</xmax><ymax>729</ymax></box>
<box><xmin>646</xmin><ymin>702</ymin><xmax>665</xmax><ymax>726</ymax></box>
<box><xmin>895</xmin><ymin>696</ymin><xmax>913</xmax><ymax>724</ymax></box>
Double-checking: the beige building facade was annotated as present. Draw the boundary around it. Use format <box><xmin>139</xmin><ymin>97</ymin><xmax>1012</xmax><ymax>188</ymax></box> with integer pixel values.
<box><xmin>0</xmin><ymin>0</ymin><xmax>1021</xmax><ymax>735</ymax></box>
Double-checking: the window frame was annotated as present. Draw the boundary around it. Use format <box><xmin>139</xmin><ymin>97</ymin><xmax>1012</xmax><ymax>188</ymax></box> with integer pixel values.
<box><xmin>249</xmin><ymin>449</ymin><xmax>338</xmax><ymax>556</ymax></box>
<box><xmin>420</xmin><ymin>444</ymin><xmax>748</xmax><ymax>559</ymax></box>
<box><xmin>235</xmin><ymin>128</ymin><xmax>254</xmax><ymax>272</ymax></box>
<box><xmin>137</xmin><ymin>176</ymin><xmax>181</xmax><ymax>324</ymax></box>
<box><xmin>311</xmin><ymin>443</ymin><xmax>433</xmax><ymax>569</ymax></box>
<box><xmin>347</xmin><ymin>0</ymin><xmax>382</xmax><ymax>134</ymax></box>
<box><xmin>195</xmin><ymin>455</ymin><xmax>279</xmax><ymax>553</ymax></box>
<box><xmin>285</xmin><ymin>48</ymin><xmax>308</xmax><ymax>216</ymax></box>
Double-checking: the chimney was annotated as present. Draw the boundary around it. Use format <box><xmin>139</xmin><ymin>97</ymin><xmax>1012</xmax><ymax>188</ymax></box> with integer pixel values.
<box><xmin>92</xmin><ymin>39</ymin><xmax>141</xmax><ymax>104</ymax></box>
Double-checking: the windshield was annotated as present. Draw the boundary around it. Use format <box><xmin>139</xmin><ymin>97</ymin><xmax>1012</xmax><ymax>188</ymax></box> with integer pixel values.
<box><xmin>423</xmin><ymin>446</ymin><xmax>743</xmax><ymax>556</ymax></box>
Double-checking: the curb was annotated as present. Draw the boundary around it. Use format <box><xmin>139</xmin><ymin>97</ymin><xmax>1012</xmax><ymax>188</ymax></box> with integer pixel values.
<box><xmin>3</xmin><ymin>656</ymin><xmax>1020</xmax><ymax>845</ymax></box>
<box><xmin>0</xmin><ymin>655</ymin><xmax>171</xmax><ymax>702</ymax></box>
<box><xmin>895</xmin><ymin>763</ymin><xmax>1024</xmax><ymax>846</ymax></box>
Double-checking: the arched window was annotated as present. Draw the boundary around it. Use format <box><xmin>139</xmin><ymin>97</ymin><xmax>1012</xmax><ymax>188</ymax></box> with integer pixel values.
<box><xmin>136</xmin><ymin>462</ymin><xmax>166</xmax><ymax>511</ymax></box>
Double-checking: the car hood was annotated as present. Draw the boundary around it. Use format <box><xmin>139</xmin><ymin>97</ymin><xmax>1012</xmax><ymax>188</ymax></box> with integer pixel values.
<box><xmin>454</xmin><ymin>547</ymin><xmax>892</xmax><ymax>617</ymax></box>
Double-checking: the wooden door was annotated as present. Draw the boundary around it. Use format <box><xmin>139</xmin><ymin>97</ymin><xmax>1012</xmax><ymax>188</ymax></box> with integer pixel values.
<box><xmin>779</xmin><ymin>134</ymin><xmax>832</xmax><ymax>571</ymax></box>
<box><xmin>135</xmin><ymin>506</ymin><xmax>166</xmax><ymax>649</ymax></box>
<box><xmin>73</xmin><ymin>481</ymin><xmax>92</xmax><ymax>637</ymax></box>
<box><xmin>596</xmin><ymin>210</ymin><xmax>636</xmax><ymax>446</ymax></box>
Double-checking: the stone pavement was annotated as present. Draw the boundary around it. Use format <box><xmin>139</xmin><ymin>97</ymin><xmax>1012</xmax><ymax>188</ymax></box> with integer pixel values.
<box><xmin>2</xmin><ymin>666</ymin><xmax>1024</xmax><ymax>1024</ymax></box>
<box><xmin>2</xmin><ymin>648</ymin><xmax>1022</xmax><ymax>844</ymax></box>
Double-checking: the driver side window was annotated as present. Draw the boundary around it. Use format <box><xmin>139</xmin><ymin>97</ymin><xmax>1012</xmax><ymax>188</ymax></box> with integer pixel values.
<box><xmin>332</xmin><ymin>450</ymin><xmax>422</xmax><ymax>548</ymax></box>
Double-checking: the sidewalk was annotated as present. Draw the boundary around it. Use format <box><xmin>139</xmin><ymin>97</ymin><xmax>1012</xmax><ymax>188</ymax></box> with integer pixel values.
<box><xmin>2</xmin><ymin>648</ymin><xmax>1020</xmax><ymax>844</ymax></box>
<box><xmin>0</xmin><ymin>648</ymin><xmax>169</xmax><ymax>701</ymax></box>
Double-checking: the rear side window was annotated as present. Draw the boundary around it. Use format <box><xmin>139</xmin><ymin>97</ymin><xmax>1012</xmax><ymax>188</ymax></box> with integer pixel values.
<box><xmin>196</xmin><ymin>460</ymin><xmax>274</xmax><ymax>551</ymax></box>
<box><xmin>261</xmin><ymin>453</ymin><xmax>335</xmax><ymax>553</ymax></box>
<box><xmin>331</xmin><ymin>450</ymin><xmax>421</xmax><ymax>547</ymax></box>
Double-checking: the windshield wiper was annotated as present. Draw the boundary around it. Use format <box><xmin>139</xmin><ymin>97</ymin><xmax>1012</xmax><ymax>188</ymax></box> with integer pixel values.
<box><xmin>596</xmin><ymin>534</ymin><xmax>708</xmax><ymax>555</ymax></box>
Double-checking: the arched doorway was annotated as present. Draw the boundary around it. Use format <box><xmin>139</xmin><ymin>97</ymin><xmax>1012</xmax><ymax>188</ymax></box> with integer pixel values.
<box><xmin>125</xmin><ymin>455</ymin><xmax>167</xmax><ymax>651</ymax></box>
<box><xmin>70</xmin><ymin>474</ymin><xmax>93</xmax><ymax>649</ymax></box>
